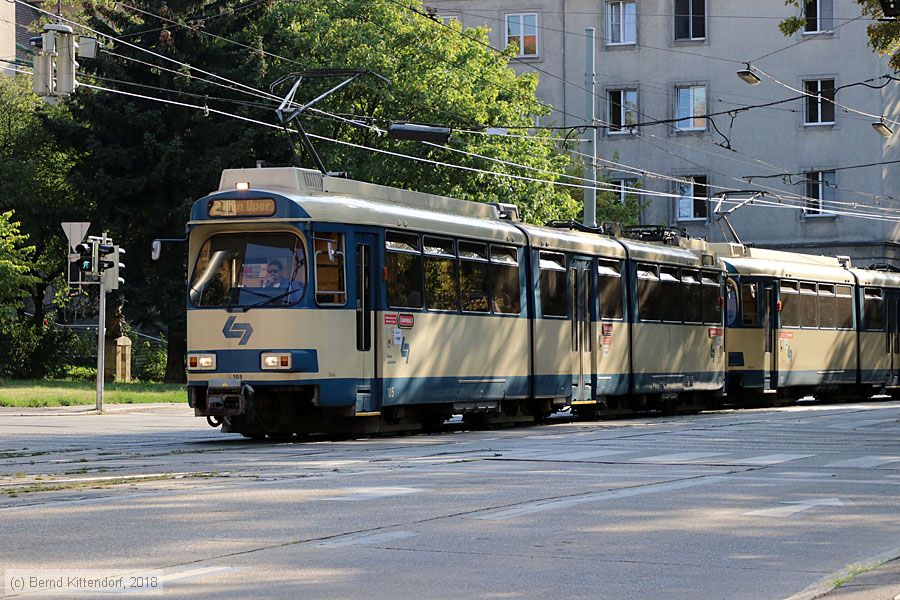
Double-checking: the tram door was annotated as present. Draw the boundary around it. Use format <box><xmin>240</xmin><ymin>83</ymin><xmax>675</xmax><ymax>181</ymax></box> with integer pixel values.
<box><xmin>763</xmin><ymin>283</ymin><xmax>777</xmax><ymax>390</ymax></box>
<box><xmin>888</xmin><ymin>296</ymin><xmax>900</xmax><ymax>387</ymax></box>
<box><xmin>571</xmin><ymin>259</ymin><xmax>593</xmax><ymax>402</ymax></box>
<box><xmin>354</xmin><ymin>234</ymin><xmax>379</xmax><ymax>414</ymax></box>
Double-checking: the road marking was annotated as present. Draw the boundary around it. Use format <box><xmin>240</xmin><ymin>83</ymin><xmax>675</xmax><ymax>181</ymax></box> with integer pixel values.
<box><xmin>744</xmin><ymin>498</ymin><xmax>844</xmax><ymax>518</ymax></box>
<box><xmin>730</xmin><ymin>453</ymin><xmax>813</xmax><ymax>465</ymax></box>
<box><xmin>159</xmin><ymin>566</ymin><xmax>237</xmax><ymax>583</ymax></box>
<box><xmin>824</xmin><ymin>456</ymin><xmax>900</xmax><ymax>468</ymax></box>
<box><xmin>498</xmin><ymin>449</ymin><xmax>632</xmax><ymax>461</ymax></box>
<box><xmin>825</xmin><ymin>419</ymin><xmax>898</xmax><ymax>429</ymax></box>
<box><xmin>631</xmin><ymin>452</ymin><xmax>726</xmax><ymax>463</ymax></box>
<box><xmin>332</xmin><ymin>486</ymin><xmax>421</xmax><ymax>501</ymax></box>
<box><xmin>316</xmin><ymin>531</ymin><xmax>416</xmax><ymax>548</ymax></box>
<box><xmin>475</xmin><ymin>476</ymin><xmax>729</xmax><ymax>521</ymax></box>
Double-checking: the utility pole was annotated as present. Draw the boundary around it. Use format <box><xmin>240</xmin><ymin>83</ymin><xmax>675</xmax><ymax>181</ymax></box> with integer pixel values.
<box><xmin>96</xmin><ymin>238</ymin><xmax>107</xmax><ymax>411</ymax></box>
<box><xmin>583</xmin><ymin>27</ymin><xmax>597</xmax><ymax>228</ymax></box>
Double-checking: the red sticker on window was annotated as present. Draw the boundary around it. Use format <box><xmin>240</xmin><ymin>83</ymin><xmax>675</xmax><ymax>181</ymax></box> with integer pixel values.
<box><xmin>384</xmin><ymin>313</ymin><xmax>398</xmax><ymax>325</ymax></box>
<box><xmin>601</xmin><ymin>323</ymin><xmax>614</xmax><ymax>336</ymax></box>
<box><xmin>779</xmin><ymin>331</ymin><xmax>794</xmax><ymax>339</ymax></box>
<box><xmin>398</xmin><ymin>314</ymin><xmax>414</xmax><ymax>328</ymax></box>
<box><xmin>708</xmin><ymin>327</ymin><xmax>723</xmax><ymax>338</ymax></box>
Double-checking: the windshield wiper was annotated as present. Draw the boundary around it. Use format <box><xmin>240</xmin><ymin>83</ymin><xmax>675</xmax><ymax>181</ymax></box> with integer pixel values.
<box><xmin>247</xmin><ymin>286</ymin><xmax>300</xmax><ymax>308</ymax></box>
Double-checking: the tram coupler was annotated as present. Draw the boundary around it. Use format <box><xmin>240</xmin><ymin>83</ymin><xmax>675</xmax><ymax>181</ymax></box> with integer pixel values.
<box><xmin>197</xmin><ymin>379</ymin><xmax>252</xmax><ymax>417</ymax></box>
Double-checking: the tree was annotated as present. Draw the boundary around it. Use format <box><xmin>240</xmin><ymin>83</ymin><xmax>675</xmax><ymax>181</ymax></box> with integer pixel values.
<box><xmin>0</xmin><ymin>75</ymin><xmax>84</xmax><ymax>326</ymax></box>
<box><xmin>70</xmin><ymin>0</ymin><xmax>632</xmax><ymax>381</ymax></box>
<box><xmin>781</xmin><ymin>1</ymin><xmax>900</xmax><ymax>70</ymax></box>
<box><xmin>0</xmin><ymin>211</ymin><xmax>38</xmax><ymax>313</ymax></box>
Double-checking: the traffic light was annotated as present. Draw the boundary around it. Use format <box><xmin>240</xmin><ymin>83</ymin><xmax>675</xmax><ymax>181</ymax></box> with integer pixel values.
<box><xmin>101</xmin><ymin>245</ymin><xmax>125</xmax><ymax>290</ymax></box>
<box><xmin>74</xmin><ymin>241</ymin><xmax>97</xmax><ymax>275</ymax></box>
<box><xmin>97</xmin><ymin>244</ymin><xmax>116</xmax><ymax>272</ymax></box>
<box><xmin>882</xmin><ymin>0</ymin><xmax>900</xmax><ymax>17</ymax></box>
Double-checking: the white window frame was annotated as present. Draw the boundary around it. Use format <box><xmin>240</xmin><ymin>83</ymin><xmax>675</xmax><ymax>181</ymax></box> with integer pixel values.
<box><xmin>803</xmin><ymin>170</ymin><xmax>836</xmax><ymax>217</ymax></box>
<box><xmin>803</xmin><ymin>0</ymin><xmax>833</xmax><ymax>34</ymax></box>
<box><xmin>674</xmin><ymin>0</ymin><xmax>706</xmax><ymax>41</ymax></box>
<box><xmin>803</xmin><ymin>79</ymin><xmax>835</xmax><ymax>126</ymax></box>
<box><xmin>610</xmin><ymin>178</ymin><xmax>638</xmax><ymax>203</ymax></box>
<box><xmin>674</xmin><ymin>84</ymin><xmax>707</xmax><ymax>131</ymax></box>
<box><xmin>505</xmin><ymin>13</ymin><xmax>539</xmax><ymax>58</ymax></box>
<box><xmin>606</xmin><ymin>1</ymin><xmax>636</xmax><ymax>45</ymax></box>
<box><xmin>607</xmin><ymin>88</ymin><xmax>638</xmax><ymax>134</ymax></box>
<box><xmin>676</xmin><ymin>175</ymin><xmax>708</xmax><ymax>222</ymax></box>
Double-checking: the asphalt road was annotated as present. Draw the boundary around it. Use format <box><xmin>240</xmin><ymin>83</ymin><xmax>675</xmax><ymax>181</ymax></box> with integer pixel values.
<box><xmin>0</xmin><ymin>401</ymin><xmax>898</xmax><ymax>599</ymax></box>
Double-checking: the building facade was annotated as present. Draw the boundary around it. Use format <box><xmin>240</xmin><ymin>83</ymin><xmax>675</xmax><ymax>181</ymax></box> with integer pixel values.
<box><xmin>425</xmin><ymin>0</ymin><xmax>900</xmax><ymax>266</ymax></box>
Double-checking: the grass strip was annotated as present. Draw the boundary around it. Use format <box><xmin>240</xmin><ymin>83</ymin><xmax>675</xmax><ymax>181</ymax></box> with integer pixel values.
<box><xmin>0</xmin><ymin>380</ymin><xmax>185</xmax><ymax>407</ymax></box>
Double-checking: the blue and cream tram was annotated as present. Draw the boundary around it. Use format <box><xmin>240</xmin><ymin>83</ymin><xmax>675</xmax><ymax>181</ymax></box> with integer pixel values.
<box><xmin>184</xmin><ymin>167</ymin><xmax>728</xmax><ymax>437</ymax></box>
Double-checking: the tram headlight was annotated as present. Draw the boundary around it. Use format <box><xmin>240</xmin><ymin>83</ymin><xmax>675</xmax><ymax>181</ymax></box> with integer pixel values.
<box><xmin>261</xmin><ymin>352</ymin><xmax>292</xmax><ymax>370</ymax></box>
<box><xmin>187</xmin><ymin>353</ymin><xmax>217</xmax><ymax>371</ymax></box>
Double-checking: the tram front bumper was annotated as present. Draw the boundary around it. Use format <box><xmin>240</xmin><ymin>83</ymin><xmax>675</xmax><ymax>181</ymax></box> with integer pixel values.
<box><xmin>191</xmin><ymin>379</ymin><xmax>250</xmax><ymax>417</ymax></box>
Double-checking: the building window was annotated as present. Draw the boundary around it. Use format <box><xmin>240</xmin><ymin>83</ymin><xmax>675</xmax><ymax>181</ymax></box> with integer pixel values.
<box><xmin>607</xmin><ymin>1</ymin><xmax>636</xmax><ymax>45</ymax></box>
<box><xmin>609</xmin><ymin>179</ymin><xmax>638</xmax><ymax>203</ymax></box>
<box><xmin>675</xmin><ymin>85</ymin><xmax>706</xmax><ymax>131</ymax></box>
<box><xmin>506</xmin><ymin>13</ymin><xmax>538</xmax><ymax>57</ymax></box>
<box><xmin>676</xmin><ymin>175</ymin><xmax>708</xmax><ymax>221</ymax></box>
<box><xmin>674</xmin><ymin>0</ymin><xmax>705</xmax><ymax>40</ymax></box>
<box><xmin>804</xmin><ymin>0</ymin><xmax>833</xmax><ymax>33</ymax></box>
<box><xmin>608</xmin><ymin>89</ymin><xmax>638</xmax><ymax>133</ymax></box>
<box><xmin>804</xmin><ymin>170</ymin><xmax>835</xmax><ymax>216</ymax></box>
<box><xmin>804</xmin><ymin>79</ymin><xmax>835</xmax><ymax>125</ymax></box>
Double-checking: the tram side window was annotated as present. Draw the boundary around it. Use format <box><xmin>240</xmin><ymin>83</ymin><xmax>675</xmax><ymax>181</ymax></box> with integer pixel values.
<box><xmin>637</xmin><ymin>264</ymin><xmax>661</xmax><ymax>322</ymax></box>
<box><xmin>459</xmin><ymin>241</ymin><xmax>489</xmax><ymax>313</ymax></box>
<box><xmin>701</xmin><ymin>272</ymin><xmax>721</xmax><ymax>325</ymax></box>
<box><xmin>490</xmin><ymin>245</ymin><xmax>521</xmax><ymax>314</ymax></box>
<box><xmin>423</xmin><ymin>236</ymin><xmax>458</xmax><ymax>311</ymax></box>
<box><xmin>865</xmin><ymin>287</ymin><xmax>884</xmax><ymax>330</ymax></box>
<box><xmin>314</xmin><ymin>233</ymin><xmax>346</xmax><ymax>305</ymax></box>
<box><xmin>539</xmin><ymin>252</ymin><xmax>567</xmax><ymax>317</ymax></box>
<box><xmin>660</xmin><ymin>267</ymin><xmax>682</xmax><ymax>322</ymax></box>
<box><xmin>682</xmin><ymin>270</ymin><xmax>702</xmax><ymax>323</ymax></box>
<box><xmin>818</xmin><ymin>284</ymin><xmax>836</xmax><ymax>329</ymax></box>
<box><xmin>598</xmin><ymin>260</ymin><xmax>623</xmax><ymax>319</ymax></box>
<box><xmin>799</xmin><ymin>282</ymin><xmax>818</xmax><ymax>328</ymax></box>
<box><xmin>741</xmin><ymin>283</ymin><xmax>759</xmax><ymax>326</ymax></box>
<box><xmin>386</xmin><ymin>231</ymin><xmax>424</xmax><ymax>309</ymax></box>
<box><xmin>835</xmin><ymin>285</ymin><xmax>853</xmax><ymax>329</ymax></box>
<box><xmin>780</xmin><ymin>281</ymin><xmax>800</xmax><ymax>327</ymax></box>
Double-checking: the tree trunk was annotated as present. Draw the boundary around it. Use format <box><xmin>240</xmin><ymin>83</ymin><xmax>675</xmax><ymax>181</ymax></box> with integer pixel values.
<box><xmin>165</xmin><ymin>326</ymin><xmax>186</xmax><ymax>383</ymax></box>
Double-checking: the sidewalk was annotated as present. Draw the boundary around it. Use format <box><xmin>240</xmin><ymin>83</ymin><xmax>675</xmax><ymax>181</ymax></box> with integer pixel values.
<box><xmin>809</xmin><ymin>559</ymin><xmax>900</xmax><ymax>600</ymax></box>
<box><xmin>0</xmin><ymin>402</ymin><xmax>187</xmax><ymax>416</ymax></box>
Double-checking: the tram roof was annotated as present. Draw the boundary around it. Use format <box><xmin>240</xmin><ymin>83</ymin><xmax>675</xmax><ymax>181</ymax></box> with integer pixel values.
<box><xmin>711</xmin><ymin>244</ymin><xmax>854</xmax><ymax>283</ymax></box>
<box><xmin>850</xmin><ymin>268</ymin><xmax>900</xmax><ymax>288</ymax></box>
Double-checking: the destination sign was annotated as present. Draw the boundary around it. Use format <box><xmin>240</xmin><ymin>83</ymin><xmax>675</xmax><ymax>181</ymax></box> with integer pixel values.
<box><xmin>208</xmin><ymin>198</ymin><xmax>276</xmax><ymax>218</ymax></box>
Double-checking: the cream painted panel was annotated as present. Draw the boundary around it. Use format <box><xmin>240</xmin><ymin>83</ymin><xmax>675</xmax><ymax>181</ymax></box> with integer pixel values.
<box><xmin>860</xmin><ymin>331</ymin><xmax>890</xmax><ymax>372</ymax></box>
<box><xmin>533</xmin><ymin>318</ymin><xmax>575</xmax><ymax>376</ymax></box>
<box><xmin>593</xmin><ymin>321</ymin><xmax>629</xmax><ymax>376</ymax></box>
<box><xmin>725</xmin><ymin>328</ymin><xmax>766</xmax><ymax>372</ymax></box>
<box><xmin>187</xmin><ymin>309</ymin><xmax>361</xmax><ymax>380</ymax></box>
<box><xmin>381</xmin><ymin>313</ymin><xmax>530</xmax><ymax>379</ymax></box>
<box><xmin>632</xmin><ymin>323</ymin><xmax>724</xmax><ymax>374</ymax></box>
<box><xmin>776</xmin><ymin>329</ymin><xmax>858</xmax><ymax>372</ymax></box>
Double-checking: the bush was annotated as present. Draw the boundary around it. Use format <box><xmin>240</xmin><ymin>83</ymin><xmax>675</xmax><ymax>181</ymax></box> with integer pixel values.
<box><xmin>61</xmin><ymin>365</ymin><xmax>96</xmax><ymax>382</ymax></box>
<box><xmin>134</xmin><ymin>343</ymin><xmax>167</xmax><ymax>383</ymax></box>
<box><xmin>0</xmin><ymin>319</ymin><xmax>81</xmax><ymax>379</ymax></box>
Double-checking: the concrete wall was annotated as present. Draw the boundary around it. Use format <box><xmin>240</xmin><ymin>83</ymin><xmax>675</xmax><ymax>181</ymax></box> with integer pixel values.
<box><xmin>1</xmin><ymin>0</ymin><xmax>15</xmax><ymax>74</ymax></box>
<box><xmin>426</xmin><ymin>0</ymin><xmax>900</xmax><ymax>264</ymax></box>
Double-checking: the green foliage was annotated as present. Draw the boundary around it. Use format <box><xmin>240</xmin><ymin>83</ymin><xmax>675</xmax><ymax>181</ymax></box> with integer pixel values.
<box><xmin>781</xmin><ymin>1</ymin><xmax>900</xmax><ymax>71</ymax></box>
<box><xmin>0</xmin><ymin>76</ymin><xmax>84</xmax><ymax>321</ymax></box>
<box><xmin>134</xmin><ymin>342</ymin><xmax>168</xmax><ymax>383</ymax></box>
<box><xmin>0</xmin><ymin>211</ymin><xmax>37</xmax><ymax>310</ymax></box>
<box><xmin>60</xmin><ymin>365</ymin><xmax>97</xmax><ymax>382</ymax></box>
<box><xmin>0</xmin><ymin>320</ymin><xmax>79</xmax><ymax>379</ymax></box>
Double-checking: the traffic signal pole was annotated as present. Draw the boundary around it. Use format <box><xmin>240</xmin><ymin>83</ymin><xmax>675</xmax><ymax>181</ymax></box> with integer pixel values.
<box><xmin>96</xmin><ymin>266</ymin><xmax>106</xmax><ymax>411</ymax></box>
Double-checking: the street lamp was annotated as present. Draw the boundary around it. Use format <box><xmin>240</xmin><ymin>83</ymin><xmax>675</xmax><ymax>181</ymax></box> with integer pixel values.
<box><xmin>872</xmin><ymin>119</ymin><xmax>894</xmax><ymax>137</ymax></box>
<box><xmin>737</xmin><ymin>65</ymin><xmax>761</xmax><ymax>85</ymax></box>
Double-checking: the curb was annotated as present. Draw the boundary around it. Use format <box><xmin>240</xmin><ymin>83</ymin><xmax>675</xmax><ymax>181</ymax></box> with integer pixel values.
<box><xmin>783</xmin><ymin>547</ymin><xmax>900</xmax><ymax>600</ymax></box>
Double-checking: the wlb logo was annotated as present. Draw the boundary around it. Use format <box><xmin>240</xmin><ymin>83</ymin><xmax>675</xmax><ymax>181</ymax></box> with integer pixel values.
<box><xmin>223</xmin><ymin>316</ymin><xmax>253</xmax><ymax>345</ymax></box>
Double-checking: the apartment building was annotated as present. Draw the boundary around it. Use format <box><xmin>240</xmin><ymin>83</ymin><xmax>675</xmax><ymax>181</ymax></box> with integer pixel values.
<box><xmin>425</xmin><ymin>0</ymin><xmax>900</xmax><ymax>265</ymax></box>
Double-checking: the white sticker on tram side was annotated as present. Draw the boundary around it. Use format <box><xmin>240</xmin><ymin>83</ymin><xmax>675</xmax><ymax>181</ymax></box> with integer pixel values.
<box><xmin>823</xmin><ymin>456</ymin><xmax>900</xmax><ymax>468</ymax></box>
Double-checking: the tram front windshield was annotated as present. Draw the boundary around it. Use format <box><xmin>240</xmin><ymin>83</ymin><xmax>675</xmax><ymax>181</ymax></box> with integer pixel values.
<box><xmin>189</xmin><ymin>232</ymin><xmax>306</xmax><ymax>307</ymax></box>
